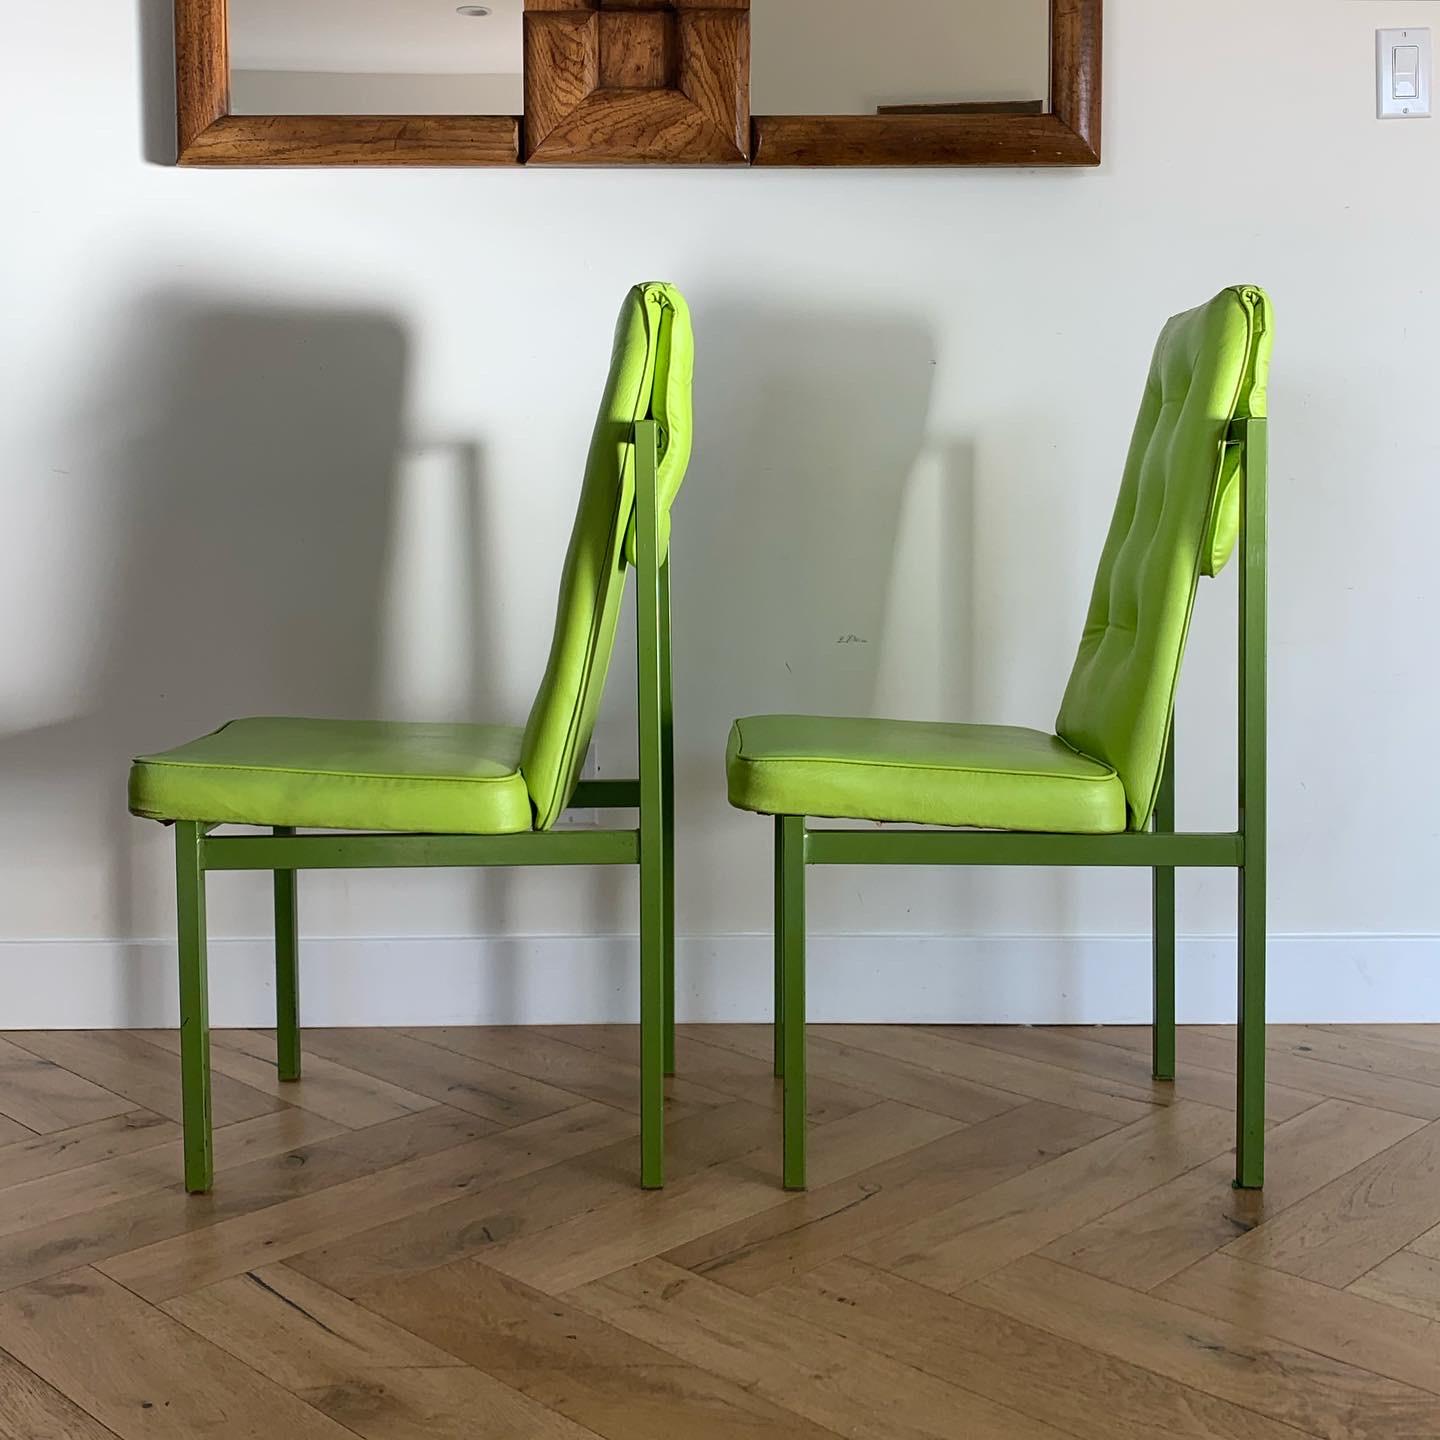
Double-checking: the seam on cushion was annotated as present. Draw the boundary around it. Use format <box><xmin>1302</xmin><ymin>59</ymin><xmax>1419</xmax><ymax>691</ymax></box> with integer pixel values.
<box><xmin>136</xmin><ymin>759</ymin><xmax>523</xmax><ymax>786</ymax></box>
<box><xmin>736</xmin><ymin>754</ymin><xmax>1119</xmax><ymax>785</ymax></box>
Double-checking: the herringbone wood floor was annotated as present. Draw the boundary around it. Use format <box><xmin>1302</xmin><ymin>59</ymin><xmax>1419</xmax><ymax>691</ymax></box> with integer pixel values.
<box><xmin>1</xmin><ymin>1024</ymin><xmax>1439</xmax><ymax>1437</ymax></box>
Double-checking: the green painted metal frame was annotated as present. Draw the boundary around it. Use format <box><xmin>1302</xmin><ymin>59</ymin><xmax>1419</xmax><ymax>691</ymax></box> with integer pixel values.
<box><xmin>773</xmin><ymin>416</ymin><xmax>1268</xmax><ymax>1193</ymax></box>
<box><xmin>173</xmin><ymin>420</ymin><xmax>676</xmax><ymax>1195</ymax></box>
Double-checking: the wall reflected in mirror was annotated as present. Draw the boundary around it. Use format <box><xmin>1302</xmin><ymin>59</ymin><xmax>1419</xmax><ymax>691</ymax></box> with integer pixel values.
<box><xmin>752</xmin><ymin>0</ymin><xmax>1051</xmax><ymax>117</ymax></box>
<box><xmin>228</xmin><ymin>0</ymin><xmax>524</xmax><ymax>116</ymax></box>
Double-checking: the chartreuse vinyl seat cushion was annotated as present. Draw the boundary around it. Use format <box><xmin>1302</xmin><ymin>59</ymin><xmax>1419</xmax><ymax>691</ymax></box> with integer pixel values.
<box><xmin>129</xmin><ymin>282</ymin><xmax>693</xmax><ymax>836</ymax></box>
<box><xmin>728</xmin><ymin>285</ymin><xmax>1271</xmax><ymax>836</ymax></box>
<box><xmin>130</xmin><ymin>718</ymin><xmax>533</xmax><ymax>834</ymax></box>
<box><xmin>727</xmin><ymin>717</ymin><xmax>1127</xmax><ymax>834</ymax></box>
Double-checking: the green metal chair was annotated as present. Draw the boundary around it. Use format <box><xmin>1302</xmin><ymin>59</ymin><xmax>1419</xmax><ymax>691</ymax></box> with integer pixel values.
<box><xmin>129</xmin><ymin>282</ymin><xmax>693</xmax><ymax>1194</ymax></box>
<box><xmin>727</xmin><ymin>286</ymin><xmax>1273</xmax><ymax>1192</ymax></box>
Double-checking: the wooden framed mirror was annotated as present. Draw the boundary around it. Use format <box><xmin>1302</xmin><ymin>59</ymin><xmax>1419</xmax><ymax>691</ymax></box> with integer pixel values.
<box><xmin>175</xmin><ymin>0</ymin><xmax>522</xmax><ymax>165</ymax></box>
<box><xmin>173</xmin><ymin>0</ymin><xmax>1099</xmax><ymax>168</ymax></box>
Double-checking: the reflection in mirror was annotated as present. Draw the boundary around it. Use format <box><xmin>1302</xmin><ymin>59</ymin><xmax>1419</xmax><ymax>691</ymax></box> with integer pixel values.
<box><xmin>228</xmin><ymin>0</ymin><xmax>524</xmax><ymax>116</ymax></box>
<box><xmin>752</xmin><ymin>0</ymin><xmax>1051</xmax><ymax>117</ymax></box>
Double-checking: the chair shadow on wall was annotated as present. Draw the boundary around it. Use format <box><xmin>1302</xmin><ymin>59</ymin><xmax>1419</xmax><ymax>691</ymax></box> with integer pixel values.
<box><xmin>0</xmin><ymin>295</ymin><xmax>513</xmax><ymax>1025</ymax></box>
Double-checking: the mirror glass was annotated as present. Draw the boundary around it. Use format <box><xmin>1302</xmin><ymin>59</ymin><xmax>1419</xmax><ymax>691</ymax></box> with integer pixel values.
<box><xmin>228</xmin><ymin>0</ymin><xmax>524</xmax><ymax>116</ymax></box>
<box><xmin>752</xmin><ymin>0</ymin><xmax>1051</xmax><ymax>117</ymax></box>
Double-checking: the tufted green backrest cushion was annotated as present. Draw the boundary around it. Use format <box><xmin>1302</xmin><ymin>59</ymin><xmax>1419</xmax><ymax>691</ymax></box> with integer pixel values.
<box><xmin>1056</xmin><ymin>286</ymin><xmax>1273</xmax><ymax>831</ymax></box>
<box><xmin>521</xmin><ymin>283</ymin><xmax>693</xmax><ymax>830</ymax></box>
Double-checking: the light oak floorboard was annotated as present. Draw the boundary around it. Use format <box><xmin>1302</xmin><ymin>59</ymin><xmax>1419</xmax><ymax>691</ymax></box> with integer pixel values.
<box><xmin>965</xmin><ymin>1254</ymin><xmax>1440</xmax><ymax>1440</ymax></box>
<box><xmin>574</xmin><ymin>1258</ymin><xmax>1078</xmax><ymax>1440</ymax></box>
<box><xmin>662</xmin><ymin>1101</ymin><xmax>1117</xmax><ymax>1296</ymax></box>
<box><xmin>932</xmin><ymin>1023</ymin><xmax>1324</xmax><ymax>1123</ymax></box>
<box><xmin>1076</xmin><ymin>1025</ymin><xmax>1440</xmax><ymax>1119</ymax></box>
<box><xmin>0</xmin><ymin>1035</ymin><xmax>133</xmax><ymax>1133</ymax></box>
<box><xmin>297</xmin><ymin>1028</ymin><xmax>591</xmax><ymax>1127</ymax></box>
<box><xmin>290</xmin><ymin>1100</ymin><xmax>768</xmax><ymax>1300</ymax></box>
<box><xmin>1041</xmin><ymin>1099</ymin><xmax>1424</xmax><ymax>1291</ymax></box>
<box><xmin>773</xmin><ymin>1256</ymin><xmax>1316</xmax><ymax>1440</ymax></box>
<box><xmin>3</xmin><ymin>1030</ymin><xmax>284</xmax><ymax>1128</ymax></box>
<box><xmin>1223</xmin><ymin>1120</ymin><xmax>1440</xmax><ymax>1286</ymax></box>
<box><xmin>403</xmin><ymin>1026</ymin><xmax>736</xmax><ymax>1114</ymax></box>
<box><xmin>98</xmin><ymin>1102</ymin><xmax>630</xmax><ymax>1302</ymax></box>
<box><xmin>138</xmin><ymin>1028</ymin><xmax>437</xmax><ymax>1128</ymax></box>
<box><xmin>855</xmin><ymin>1101</ymin><xmax>1236</xmax><ymax>1291</ymax></box>
<box><xmin>809</xmin><ymin>1023</ymin><xmax>1175</xmax><ymax>1125</ymax></box>
<box><xmin>704</xmin><ymin>1023</ymin><xmax>1061</xmax><ymax>1125</ymax></box>
<box><xmin>162</xmin><ymin>1262</ymin><xmax>466</xmax><ymax>1390</ymax></box>
<box><xmin>0</xmin><ymin>1110</ymin><xmax>176</xmax><ymax>1190</ymax></box>
<box><xmin>362</xmin><ymin>1257</ymin><xmax>846</xmax><ymax>1440</ymax></box>
<box><xmin>0</xmin><ymin>1106</ymin><xmax>475</xmax><ymax>1293</ymax></box>
<box><xmin>1349</xmin><ymin>1248</ymin><xmax>1440</xmax><ymax>1323</ymax></box>
<box><xmin>542</xmin><ymin>1023</ymin><xmax>878</xmax><ymax>1125</ymax></box>
<box><xmin>0</xmin><ymin>1348</ymin><xmax>120</xmax><ymax>1440</ymax></box>
<box><xmin>0</xmin><ymin>1267</ymin><xmax>354</xmax><ymax>1438</ymax></box>
<box><xmin>1158</xmin><ymin>1253</ymin><xmax>1440</xmax><ymax>1398</ymax></box>
<box><xmin>484</xmin><ymin>1101</ymin><xmax>962</xmax><ymax>1295</ymax></box>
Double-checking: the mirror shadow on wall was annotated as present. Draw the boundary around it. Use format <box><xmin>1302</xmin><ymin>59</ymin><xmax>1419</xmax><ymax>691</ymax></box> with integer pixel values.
<box><xmin>228</xmin><ymin>0</ymin><xmax>525</xmax><ymax>115</ymax></box>
<box><xmin>0</xmin><ymin>299</ymin><xmax>512</xmax><ymax>1022</ymax></box>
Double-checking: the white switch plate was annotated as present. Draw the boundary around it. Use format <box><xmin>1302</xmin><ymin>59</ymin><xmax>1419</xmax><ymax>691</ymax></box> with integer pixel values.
<box><xmin>1378</xmin><ymin>27</ymin><xmax>1432</xmax><ymax>119</ymax></box>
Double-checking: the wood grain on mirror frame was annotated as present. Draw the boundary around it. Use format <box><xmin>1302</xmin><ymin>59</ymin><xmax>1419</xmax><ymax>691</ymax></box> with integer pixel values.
<box><xmin>523</xmin><ymin>0</ymin><xmax>750</xmax><ymax>165</ymax></box>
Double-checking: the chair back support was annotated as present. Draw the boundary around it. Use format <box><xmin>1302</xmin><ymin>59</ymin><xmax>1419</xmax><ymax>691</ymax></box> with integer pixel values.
<box><xmin>521</xmin><ymin>283</ymin><xmax>694</xmax><ymax>829</ymax></box>
<box><xmin>1056</xmin><ymin>286</ymin><xmax>1273</xmax><ymax>830</ymax></box>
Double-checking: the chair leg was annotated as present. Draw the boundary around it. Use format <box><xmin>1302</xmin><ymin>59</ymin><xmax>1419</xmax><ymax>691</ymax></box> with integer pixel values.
<box><xmin>274</xmin><ymin>827</ymin><xmax>301</xmax><ymax>1082</ymax></box>
<box><xmin>1235</xmin><ymin>855</ymin><xmax>1266</xmax><ymax>1189</ymax></box>
<box><xmin>1152</xmin><ymin>734</ymin><xmax>1176</xmax><ymax>1082</ymax></box>
<box><xmin>175</xmin><ymin>820</ymin><xmax>213</xmax><ymax>1195</ymax></box>
<box><xmin>773</xmin><ymin>815</ymin><xmax>785</xmax><ymax>1079</ymax></box>
<box><xmin>640</xmin><ymin>794</ymin><xmax>666</xmax><ymax>1191</ymax></box>
<box><xmin>661</xmin><ymin>714</ymin><xmax>676</xmax><ymax>1080</ymax></box>
<box><xmin>778</xmin><ymin>815</ymin><xmax>807</xmax><ymax>1190</ymax></box>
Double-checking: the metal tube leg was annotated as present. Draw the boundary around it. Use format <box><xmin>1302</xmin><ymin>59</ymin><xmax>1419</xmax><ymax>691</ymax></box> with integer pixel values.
<box><xmin>774</xmin><ymin>815</ymin><xmax>785</xmax><ymax>1079</ymax></box>
<box><xmin>660</xmin><ymin>561</ymin><xmax>676</xmax><ymax>1079</ymax></box>
<box><xmin>1235</xmin><ymin>858</ymin><xmax>1267</xmax><ymax>1188</ymax></box>
<box><xmin>175</xmin><ymin>820</ymin><xmax>213</xmax><ymax>1195</ymax></box>
<box><xmin>779</xmin><ymin>815</ymin><xmax>807</xmax><ymax>1190</ymax></box>
<box><xmin>635</xmin><ymin>419</ymin><xmax>666</xmax><ymax>1190</ymax></box>
<box><xmin>274</xmin><ymin>826</ymin><xmax>300</xmax><ymax>1082</ymax></box>
<box><xmin>1235</xmin><ymin>414</ymin><xmax>1268</xmax><ymax>1191</ymax></box>
<box><xmin>640</xmin><ymin>824</ymin><xmax>665</xmax><ymax>1189</ymax></box>
<box><xmin>1152</xmin><ymin>733</ymin><xmax>1176</xmax><ymax>1082</ymax></box>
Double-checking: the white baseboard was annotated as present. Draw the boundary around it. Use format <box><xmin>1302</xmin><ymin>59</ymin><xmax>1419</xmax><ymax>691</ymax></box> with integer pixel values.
<box><xmin>1</xmin><ymin>933</ymin><xmax>1437</xmax><ymax>1029</ymax></box>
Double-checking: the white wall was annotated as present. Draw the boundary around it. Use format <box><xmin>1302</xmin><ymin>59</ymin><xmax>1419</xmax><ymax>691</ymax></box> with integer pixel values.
<box><xmin>2</xmin><ymin>1</ymin><xmax>1438</xmax><ymax>1026</ymax></box>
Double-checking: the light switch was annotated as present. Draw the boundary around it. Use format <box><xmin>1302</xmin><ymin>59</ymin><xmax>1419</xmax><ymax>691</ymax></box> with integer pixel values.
<box><xmin>1378</xmin><ymin>28</ymin><xmax>1432</xmax><ymax>119</ymax></box>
